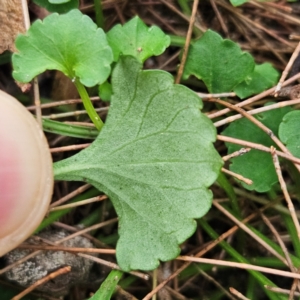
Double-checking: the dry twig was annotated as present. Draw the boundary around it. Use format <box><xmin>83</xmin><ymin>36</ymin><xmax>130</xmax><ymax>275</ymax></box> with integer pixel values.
<box><xmin>229</xmin><ymin>287</ymin><xmax>250</xmax><ymax>300</ymax></box>
<box><xmin>177</xmin><ymin>256</ymin><xmax>300</xmax><ymax>280</ymax></box>
<box><xmin>50</xmin><ymin>184</ymin><xmax>91</xmax><ymax>208</ymax></box>
<box><xmin>265</xmin><ymin>285</ymin><xmax>300</xmax><ymax>297</ymax></box>
<box><xmin>221</xmin><ymin>167</ymin><xmax>253</xmax><ymax>185</ymax></box>
<box><xmin>175</xmin><ymin>0</ymin><xmax>199</xmax><ymax>84</ymax></box>
<box><xmin>49</xmin><ymin>195</ymin><xmax>107</xmax><ymax>212</ymax></box>
<box><xmin>275</xmin><ymin>42</ymin><xmax>300</xmax><ymax>95</ymax></box>
<box><xmin>50</xmin><ymin>143</ymin><xmax>91</xmax><ymax>153</ymax></box>
<box><xmin>270</xmin><ymin>146</ymin><xmax>300</xmax><ymax>240</ymax></box>
<box><xmin>222</xmin><ymin>148</ymin><xmax>251</xmax><ymax>161</ymax></box>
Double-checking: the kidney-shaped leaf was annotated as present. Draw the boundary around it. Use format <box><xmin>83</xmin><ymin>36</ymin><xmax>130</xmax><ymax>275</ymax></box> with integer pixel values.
<box><xmin>12</xmin><ymin>9</ymin><xmax>113</xmax><ymax>87</ymax></box>
<box><xmin>183</xmin><ymin>30</ymin><xmax>254</xmax><ymax>93</ymax></box>
<box><xmin>54</xmin><ymin>56</ymin><xmax>223</xmax><ymax>271</ymax></box>
<box><xmin>106</xmin><ymin>16</ymin><xmax>170</xmax><ymax>63</ymax></box>
<box><xmin>279</xmin><ymin>110</ymin><xmax>300</xmax><ymax>158</ymax></box>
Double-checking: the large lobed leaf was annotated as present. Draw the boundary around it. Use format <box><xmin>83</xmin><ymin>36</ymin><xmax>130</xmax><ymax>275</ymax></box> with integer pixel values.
<box><xmin>12</xmin><ymin>9</ymin><xmax>113</xmax><ymax>87</ymax></box>
<box><xmin>106</xmin><ymin>16</ymin><xmax>170</xmax><ymax>63</ymax></box>
<box><xmin>54</xmin><ymin>56</ymin><xmax>223</xmax><ymax>271</ymax></box>
<box><xmin>222</xmin><ymin>104</ymin><xmax>292</xmax><ymax>192</ymax></box>
<box><xmin>182</xmin><ymin>30</ymin><xmax>254</xmax><ymax>93</ymax></box>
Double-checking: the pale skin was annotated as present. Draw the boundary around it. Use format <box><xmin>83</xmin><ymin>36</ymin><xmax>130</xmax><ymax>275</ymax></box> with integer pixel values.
<box><xmin>0</xmin><ymin>90</ymin><xmax>53</xmax><ymax>256</ymax></box>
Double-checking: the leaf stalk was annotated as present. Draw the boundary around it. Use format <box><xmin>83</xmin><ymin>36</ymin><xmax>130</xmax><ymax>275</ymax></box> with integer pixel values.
<box><xmin>94</xmin><ymin>0</ymin><xmax>104</xmax><ymax>28</ymax></box>
<box><xmin>88</xmin><ymin>269</ymin><xmax>123</xmax><ymax>300</ymax></box>
<box><xmin>74</xmin><ymin>79</ymin><xmax>104</xmax><ymax>131</ymax></box>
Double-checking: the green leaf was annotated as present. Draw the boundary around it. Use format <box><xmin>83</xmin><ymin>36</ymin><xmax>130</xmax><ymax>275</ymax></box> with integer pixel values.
<box><xmin>230</xmin><ymin>0</ymin><xmax>248</xmax><ymax>6</ymax></box>
<box><xmin>12</xmin><ymin>9</ymin><xmax>113</xmax><ymax>87</ymax></box>
<box><xmin>183</xmin><ymin>30</ymin><xmax>254</xmax><ymax>93</ymax></box>
<box><xmin>234</xmin><ymin>63</ymin><xmax>279</xmax><ymax>99</ymax></box>
<box><xmin>106</xmin><ymin>16</ymin><xmax>170</xmax><ymax>63</ymax></box>
<box><xmin>222</xmin><ymin>104</ymin><xmax>292</xmax><ymax>192</ymax></box>
<box><xmin>33</xmin><ymin>0</ymin><xmax>78</xmax><ymax>13</ymax></box>
<box><xmin>54</xmin><ymin>56</ymin><xmax>223</xmax><ymax>271</ymax></box>
<box><xmin>279</xmin><ymin>110</ymin><xmax>300</xmax><ymax>158</ymax></box>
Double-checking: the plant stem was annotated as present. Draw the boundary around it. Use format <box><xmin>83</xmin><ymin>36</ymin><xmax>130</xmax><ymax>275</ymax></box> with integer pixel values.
<box><xmin>89</xmin><ymin>269</ymin><xmax>123</xmax><ymax>300</ymax></box>
<box><xmin>176</xmin><ymin>0</ymin><xmax>202</xmax><ymax>36</ymax></box>
<box><xmin>94</xmin><ymin>0</ymin><xmax>104</xmax><ymax>28</ymax></box>
<box><xmin>74</xmin><ymin>79</ymin><xmax>103</xmax><ymax>131</ymax></box>
<box><xmin>177</xmin><ymin>0</ymin><xmax>191</xmax><ymax>15</ymax></box>
<box><xmin>169</xmin><ymin>35</ymin><xmax>187</xmax><ymax>47</ymax></box>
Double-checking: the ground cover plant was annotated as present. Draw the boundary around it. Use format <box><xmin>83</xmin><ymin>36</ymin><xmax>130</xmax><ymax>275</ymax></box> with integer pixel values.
<box><xmin>2</xmin><ymin>0</ymin><xmax>300</xmax><ymax>299</ymax></box>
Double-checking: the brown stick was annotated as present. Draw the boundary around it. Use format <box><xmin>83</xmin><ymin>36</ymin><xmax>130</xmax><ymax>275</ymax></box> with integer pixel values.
<box><xmin>175</xmin><ymin>0</ymin><xmax>199</xmax><ymax>84</ymax></box>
